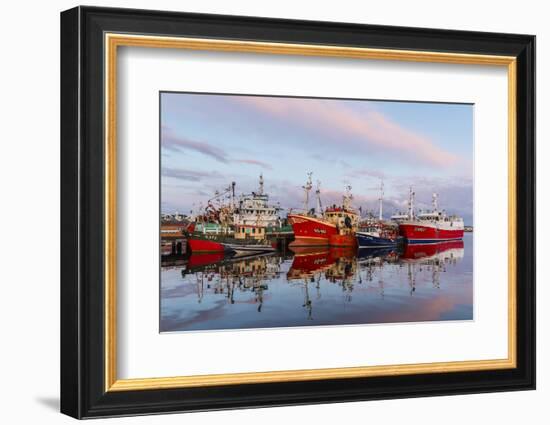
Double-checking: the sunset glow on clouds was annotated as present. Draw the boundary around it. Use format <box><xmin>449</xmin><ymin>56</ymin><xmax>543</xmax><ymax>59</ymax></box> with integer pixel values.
<box><xmin>161</xmin><ymin>92</ymin><xmax>474</xmax><ymax>224</ymax></box>
<box><xmin>233</xmin><ymin>96</ymin><xmax>460</xmax><ymax>167</ymax></box>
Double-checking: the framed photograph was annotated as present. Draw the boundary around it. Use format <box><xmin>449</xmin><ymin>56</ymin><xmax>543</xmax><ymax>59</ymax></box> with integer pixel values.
<box><xmin>60</xmin><ymin>6</ymin><xmax>535</xmax><ymax>419</ymax></box>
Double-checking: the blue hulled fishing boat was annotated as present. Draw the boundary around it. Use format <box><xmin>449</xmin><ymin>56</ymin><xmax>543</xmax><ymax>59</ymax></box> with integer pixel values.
<box><xmin>356</xmin><ymin>230</ymin><xmax>399</xmax><ymax>248</ymax></box>
<box><xmin>356</xmin><ymin>180</ymin><xmax>401</xmax><ymax>248</ymax></box>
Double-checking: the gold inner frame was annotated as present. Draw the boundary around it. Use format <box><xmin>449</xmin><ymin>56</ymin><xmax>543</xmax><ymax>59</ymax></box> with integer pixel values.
<box><xmin>104</xmin><ymin>33</ymin><xmax>517</xmax><ymax>392</ymax></box>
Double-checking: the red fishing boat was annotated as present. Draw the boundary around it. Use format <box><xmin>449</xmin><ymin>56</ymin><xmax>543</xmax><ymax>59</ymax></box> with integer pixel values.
<box><xmin>186</xmin><ymin>176</ymin><xmax>280</xmax><ymax>254</ymax></box>
<box><xmin>187</xmin><ymin>234</ymin><xmax>227</xmax><ymax>253</ymax></box>
<box><xmin>185</xmin><ymin>184</ymin><xmax>236</xmax><ymax>253</ymax></box>
<box><xmin>288</xmin><ymin>174</ymin><xmax>358</xmax><ymax>248</ymax></box>
<box><xmin>287</xmin><ymin>214</ymin><xmax>338</xmax><ymax>246</ymax></box>
<box><xmin>186</xmin><ymin>225</ymin><xmax>276</xmax><ymax>254</ymax></box>
<box><xmin>288</xmin><ymin>174</ymin><xmax>335</xmax><ymax>246</ymax></box>
<box><xmin>397</xmin><ymin>190</ymin><xmax>464</xmax><ymax>244</ymax></box>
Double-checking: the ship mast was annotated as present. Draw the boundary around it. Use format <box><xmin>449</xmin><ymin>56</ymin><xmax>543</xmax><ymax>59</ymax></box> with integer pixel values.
<box><xmin>408</xmin><ymin>186</ymin><xmax>415</xmax><ymax>219</ymax></box>
<box><xmin>432</xmin><ymin>192</ymin><xmax>439</xmax><ymax>212</ymax></box>
<box><xmin>315</xmin><ymin>180</ymin><xmax>323</xmax><ymax>216</ymax></box>
<box><xmin>343</xmin><ymin>185</ymin><xmax>353</xmax><ymax>210</ymax></box>
<box><xmin>302</xmin><ymin>172</ymin><xmax>313</xmax><ymax>212</ymax></box>
<box><xmin>378</xmin><ymin>180</ymin><xmax>384</xmax><ymax>221</ymax></box>
<box><xmin>258</xmin><ymin>174</ymin><xmax>264</xmax><ymax>195</ymax></box>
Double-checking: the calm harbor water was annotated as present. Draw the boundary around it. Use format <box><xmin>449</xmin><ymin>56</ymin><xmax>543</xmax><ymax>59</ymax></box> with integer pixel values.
<box><xmin>160</xmin><ymin>233</ymin><xmax>473</xmax><ymax>332</ymax></box>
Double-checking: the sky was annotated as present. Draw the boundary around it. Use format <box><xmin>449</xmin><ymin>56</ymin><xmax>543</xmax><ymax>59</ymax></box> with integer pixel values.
<box><xmin>161</xmin><ymin>92</ymin><xmax>474</xmax><ymax>225</ymax></box>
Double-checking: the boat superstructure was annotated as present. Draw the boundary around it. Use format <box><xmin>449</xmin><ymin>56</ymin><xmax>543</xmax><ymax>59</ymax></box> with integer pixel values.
<box><xmin>323</xmin><ymin>185</ymin><xmax>359</xmax><ymax>247</ymax></box>
<box><xmin>186</xmin><ymin>175</ymin><xmax>279</xmax><ymax>253</ymax></box>
<box><xmin>233</xmin><ymin>174</ymin><xmax>281</xmax><ymax>240</ymax></box>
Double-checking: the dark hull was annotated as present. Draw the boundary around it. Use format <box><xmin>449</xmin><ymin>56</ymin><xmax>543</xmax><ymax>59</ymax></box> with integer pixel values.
<box><xmin>187</xmin><ymin>233</ymin><xmax>276</xmax><ymax>254</ymax></box>
<box><xmin>356</xmin><ymin>231</ymin><xmax>398</xmax><ymax>248</ymax></box>
<box><xmin>224</xmin><ymin>243</ymin><xmax>276</xmax><ymax>253</ymax></box>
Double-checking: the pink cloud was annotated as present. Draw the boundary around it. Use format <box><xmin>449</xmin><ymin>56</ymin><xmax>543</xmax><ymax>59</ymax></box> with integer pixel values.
<box><xmin>233</xmin><ymin>97</ymin><xmax>459</xmax><ymax>167</ymax></box>
<box><xmin>162</xmin><ymin>126</ymin><xmax>228</xmax><ymax>162</ymax></box>
<box><xmin>346</xmin><ymin>168</ymin><xmax>386</xmax><ymax>180</ymax></box>
<box><xmin>163</xmin><ymin>127</ymin><xmax>272</xmax><ymax>170</ymax></box>
<box><xmin>233</xmin><ymin>158</ymin><xmax>273</xmax><ymax>170</ymax></box>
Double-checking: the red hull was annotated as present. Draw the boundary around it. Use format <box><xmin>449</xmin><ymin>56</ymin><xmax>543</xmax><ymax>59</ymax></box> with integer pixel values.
<box><xmin>402</xmin><ymin>240</ymin><xmax>464</xmax><ymax>261</ymax></box>
<box><xmin>329</xmin><ymin>247</ymin><xmax>356</xmax><ymax>258</ymax></box>
<box><xmin>288</xmin><ymin>214</ymin><xmax>337</xmax><ymax>247</ymax></box>
<box><xmin>329</xmin><ymin>234</ymin><xmax>357</xmax><ymax>248</ymax></box>
<box><xmin>399</xmin><ymin>223</ymin><xmax>464</xmax><ymax>243</ymax></box>
<box><xmin>287</xmin><ymin>249</ymin><xmax>335</xmax><ymax>279</ymax></box>
<box><xmin>187</xmin><ymin>252</ymin><xmax>225</xmax><ymax>267</ymax></box>
<box><xmin>187</xmin><ymin>238</ymin><xmax>225</xmax><ymax>253</ymax></box>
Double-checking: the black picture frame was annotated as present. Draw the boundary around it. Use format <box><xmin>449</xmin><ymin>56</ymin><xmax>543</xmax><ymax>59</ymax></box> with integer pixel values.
<box><xmin>61</xmin><ymin>5</ymin><xmax>535</xmax><ymax>419</ymax></box>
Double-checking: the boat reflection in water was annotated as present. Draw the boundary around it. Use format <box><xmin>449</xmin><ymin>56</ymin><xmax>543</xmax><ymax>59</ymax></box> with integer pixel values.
<box><xmin>161</xmin><ymin>235</ymin><xmax>471</xmax><ymax>332</ymax></box>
